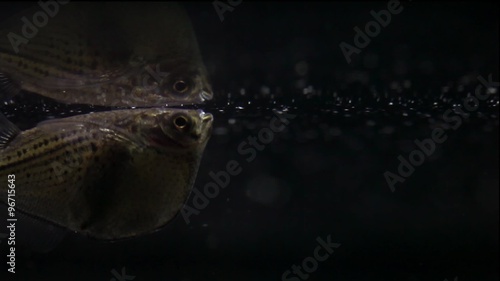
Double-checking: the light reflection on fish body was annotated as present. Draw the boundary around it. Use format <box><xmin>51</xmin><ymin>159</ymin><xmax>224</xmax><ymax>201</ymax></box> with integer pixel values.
<box><xmin>0</xmin><ymin>2</ymin><xmax>213</xmax><ymax>106</ymax></box>
<box><xmin>0</xmin><ymin>108</ymin><xmax>213</xmax><ymax>240</ymax></box>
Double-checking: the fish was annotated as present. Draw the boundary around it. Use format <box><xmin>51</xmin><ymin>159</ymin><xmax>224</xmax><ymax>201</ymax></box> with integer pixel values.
<box><xmin>0</xmin><ymin>2</ymin><xmax>213</xmax><ymax>107</ymax></box>
<box><xmin>0</xmin><ymin>108</ymin><xmax>213</xmax><ymax>240</ymax></box>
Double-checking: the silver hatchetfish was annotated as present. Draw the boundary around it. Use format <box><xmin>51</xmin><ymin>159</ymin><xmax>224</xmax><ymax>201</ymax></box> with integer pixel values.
<box><xmin>0</xmin><ymin>108</ymin><xmax>213</xmax><ymax>240</ymax></box>
<box><xmin>0</xmin><ymin>2</ymin><xmax>213</xmax><ymax>106</ymax></box>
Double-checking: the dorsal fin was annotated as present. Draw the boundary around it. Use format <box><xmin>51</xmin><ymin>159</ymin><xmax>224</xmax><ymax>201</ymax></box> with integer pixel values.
<box><xmin>0</xmin><ymin>113</ymin><xmax>20</xmax><ymax>149</ymax></box>
<box><xmin>0</xmin><ymin>72</ymin><xmax>21</xmax><ymax>102</ymax></box>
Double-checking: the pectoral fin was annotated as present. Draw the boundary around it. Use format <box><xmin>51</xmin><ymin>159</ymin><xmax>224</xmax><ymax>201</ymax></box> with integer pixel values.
<box><xmin>0</xmin><ymin>72</ymin><xmax>20</xmax><ymax>102</ymax></box>
<box><xmin>0</xmin><ymin>112</ymin><xmax>20</xmax><ymax>149</ymax></box>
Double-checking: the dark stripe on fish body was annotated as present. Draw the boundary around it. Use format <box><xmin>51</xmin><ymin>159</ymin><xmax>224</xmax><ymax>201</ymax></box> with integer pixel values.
<box><xmin>0</xmin><ymin>52</ymin><xmax>82</xmax><ymax>80</ymax></box>
<box><xmin>0</xmin><ymin>143</ymin><xmax>93</xmax><ymax>190</ymax></box>
<box><xmin>0</xmin><ymin>31</ymin><xmax>102</xmax><ymax>70</ymax></box>
<box><xmin>0</xmin><ymin>130</ymin><xmax>97</xmax><ymax>176</ymax></box>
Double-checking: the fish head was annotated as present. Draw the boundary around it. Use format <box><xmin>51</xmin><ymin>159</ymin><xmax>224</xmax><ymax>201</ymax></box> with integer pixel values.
<box><xmin>149</xmin><ymin>61</ymin><xmax>213</xmax><ymax>105</ymax></box>
<box><xmin>131</xmin><ymin>109</ymin><xmax>213</xmax><ymax>151</ymax></box>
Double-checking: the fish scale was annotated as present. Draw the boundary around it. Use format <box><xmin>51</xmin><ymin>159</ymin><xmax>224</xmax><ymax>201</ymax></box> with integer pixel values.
<box><xmin>1</xmin><ymin>128</ymin><xmax>100</xmax><ymax>182</ymax></box>
<box><xmin>1</xmin><ymin>30</ymin><xmax>115</xmax><ymax>73</ymax></box>
<box><xmin>0</xmin><ymin>50</ymin><xmax>137</xmax><ymax>84</ymax></box>
<box><xmin>0</xmin><ymin>108</ymin><xmax>213</xmax><ymax>240</ymax></box>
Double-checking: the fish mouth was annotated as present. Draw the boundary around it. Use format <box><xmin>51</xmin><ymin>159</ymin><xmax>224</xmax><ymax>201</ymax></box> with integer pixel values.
<box><xmin>198</xmin><ymin>110</ymin><xmax>213</xmax><ymax>123</ymax></box>
<box><xmin>200</xmin><ymin>90</ymin><xmax>213</xmax><ymax>101</ymax></box>
<box><xmin>198</xmin><ymin>67</ymin><xmax>214</xmax><ymax>101</ymax></box>
<box><xmin>183</xmin><ymin>110</ymin><xmax>213</xmax><ymax>145</ymax></box>
<box><xmin>194</xmin><ymin>110</ymin><xmax>213</xmax><ymax>141</ymax></box>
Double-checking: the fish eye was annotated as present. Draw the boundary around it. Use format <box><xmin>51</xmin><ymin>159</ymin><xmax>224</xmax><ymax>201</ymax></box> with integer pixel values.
<box><xmin>173</xmin><ymin>80</ymin><xmax>189</xmax><ymax>94</ymax></box>
<box><xmin>173</xmin><ymin>115</ymin><xmax>189</xmax><ymax>129</ymax></box>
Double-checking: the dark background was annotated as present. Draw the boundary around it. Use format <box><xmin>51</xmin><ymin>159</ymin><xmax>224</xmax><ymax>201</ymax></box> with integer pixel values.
<box><xmin>1</xmin><ymin>1</ymin><xmax>499</xmax><ymax>281</ymax></box>
<box><xmin>184</xmin><ymin>1</ymin><xmax>499</xmax><ymax>98</ymax></box>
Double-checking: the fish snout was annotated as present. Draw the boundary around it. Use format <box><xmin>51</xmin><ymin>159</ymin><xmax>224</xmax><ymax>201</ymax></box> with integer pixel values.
<box><xmin>199</xmin><ymin>87</ymin><xmax>213</xmax><ymax>101</ymax></box>
<box><xmin>198</xmin><ymin>110</ymin><xmax>213</xmax><ymax>123</ymax></box>
<box><xmin>198</xmin><ymin>70</ymin><xmax>214</xmax><ymax>101</ymax></box>
<box><xmin>192</xmin><ymin>110</ymin><xmax>213</xmax><ymax>140</ymax></box>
